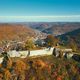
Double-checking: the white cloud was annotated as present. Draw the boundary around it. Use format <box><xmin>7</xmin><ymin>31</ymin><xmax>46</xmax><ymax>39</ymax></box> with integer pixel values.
<box><xmin>0</xmin><ymin>15</ymin><xmax>80</xmax><ymax>18</ymax></box>
<box><xmin>0</xmin><ymin>15</ymin><xmax>80</xmax><ymax>22</ymax></box>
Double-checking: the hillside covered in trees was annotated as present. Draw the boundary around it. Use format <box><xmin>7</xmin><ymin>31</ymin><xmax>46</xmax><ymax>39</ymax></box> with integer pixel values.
<box><xmin>0</xmin><ymin>54</ymin><xmax>80</xmax><ymax>80</ymax></box>
<box><xmin>26</xmin><ymin>22</ymin><xmax>80</xmax><ymax>36</ymax></box>
<box><xmin>58</xmin><ymin>28</ymin><xmax>80</xmax><ymax>52</ymax></box>
<box><xmin>0</xmin><ymin>24</ymin><xmax>36</xmax><ymax>41</ymax></box>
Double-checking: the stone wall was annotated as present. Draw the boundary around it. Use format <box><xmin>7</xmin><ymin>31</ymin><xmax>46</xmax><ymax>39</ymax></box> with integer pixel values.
<box><xmin>8</xmin><ymin>48</ymin><xmax>54</xmax><ymax>58</ymax></box>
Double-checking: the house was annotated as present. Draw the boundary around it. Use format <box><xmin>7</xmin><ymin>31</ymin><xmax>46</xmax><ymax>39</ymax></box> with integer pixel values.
<box><xmin>0</xmin><ymin>48</ymin><xmax>3</xmax><ymax>54</ymax></box>
<box><xmin>61</xmin><ymin>49</ymin><xmax>72</xmax><ymax>52</ymax></box>
<box><xmin>35</xmin><ymin>38</ymin><xmax>45</xmax><ymax>46</ymax></box>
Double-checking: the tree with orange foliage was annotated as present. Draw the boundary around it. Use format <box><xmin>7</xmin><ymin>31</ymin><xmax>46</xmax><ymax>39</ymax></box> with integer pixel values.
<box><xmin>56</xmin><ymin>75</ymin><xmax>62</xmax><ymax>80</ymax></box>
<box><xmin>6</xmin><ymin>58</ymin><xmax>12</xmax><ymax>69</ymax></box>
<box><xmin>13</xmin><ymin>60</ymin><xmax>26</xmax><ymax>73</ymax></box>
<box><xmin>45</xmin><ymin>35</ymin><xmax>59</xmax><ymax>47</ymax></box>
<box><xmin>13</xmin><ymin>60</ymin><xmax>26</xmax><ymax>80</ymax></box>
<box><xmin>0</xmin><ymin>73</ymin><xmax>3</xmax><ymax>80</ymax></box>
<box><xmin>34</xmin><ymin>60</ymin><xmax>48</xmax><ymax>70</ymax></box>
<box><xmin>3</xmin><ymin>69</ymin><xmax>11</xmax><ymax>80</ymax></box>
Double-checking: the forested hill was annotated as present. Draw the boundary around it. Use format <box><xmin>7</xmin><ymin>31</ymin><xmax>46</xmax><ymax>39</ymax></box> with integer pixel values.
<box><xmin>26</xmin><ymin>22</ymin><xmax>80</xmax><ymax>36</ymax></box>
<box><xmin>58</xmin><ymin>28</ymin><xmax>80</xmax><ymax>51</ymax></box>
<box><xmin>58</xmin><ymin>28</ymin><xmax>80</xmax><ymax>41</ymax></box>
<box><xmin>0</xmin><ymin>24</ymin><xmax>36</xmax><ymax>41</ymax></box>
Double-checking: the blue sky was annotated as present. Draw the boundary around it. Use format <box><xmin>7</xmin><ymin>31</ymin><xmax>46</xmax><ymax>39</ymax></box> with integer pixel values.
<box><xmin>0</xmin><ymin>0</ymin><xmax>80</xmax><ymax>22</ymax></box>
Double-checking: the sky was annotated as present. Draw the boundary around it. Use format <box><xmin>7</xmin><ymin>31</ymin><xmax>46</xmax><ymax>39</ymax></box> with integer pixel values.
<box><xmin>0</xmin><ymin>0</ymin><xmax>80</xmax><ymax>22</ymax></box>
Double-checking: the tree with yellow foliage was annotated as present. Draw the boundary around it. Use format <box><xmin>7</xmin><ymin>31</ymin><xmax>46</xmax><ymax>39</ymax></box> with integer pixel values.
<box><xmin>25</xmin><ymin>38</ymin><xmax>35</xmax><ymax>50</ymax></box>
<box><xmin>67</xmin><ymin>39</ymin><xmax>78</xmax><ymax>52</ymax></box>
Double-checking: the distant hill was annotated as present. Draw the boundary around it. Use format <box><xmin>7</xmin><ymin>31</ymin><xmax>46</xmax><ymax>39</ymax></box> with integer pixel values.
<box><xmin>58</xmin><ymin>28</ymin><xmax>80</xmax><ymax>40</ymax></box>
<box><xmin>0</xmin><ymin>23</ymin><xmax>46</xmax><ymax>42</ymax></box>
<box><xmin>42</xmin><ymin>23</ymin><xmax>80</xmax><ymax>36</ymax></box>
<box><xmin>58</xmin><ymin>28</ymin><xmax>80</xmax><ymax>50</ymax></box>
<box><xmin>34</xmin><ymin>24</ymin><xmax>50</xmax><ymax>31</ymax></box>
<box><xmin>1</xmin><ymin>22</ymin><xmax>80</xmax><ymax>41</ymax></box>
<box><xmin>14</xmin><ymin>22</ymin><xmax>80</xmax><ymax>36</ymax></box>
